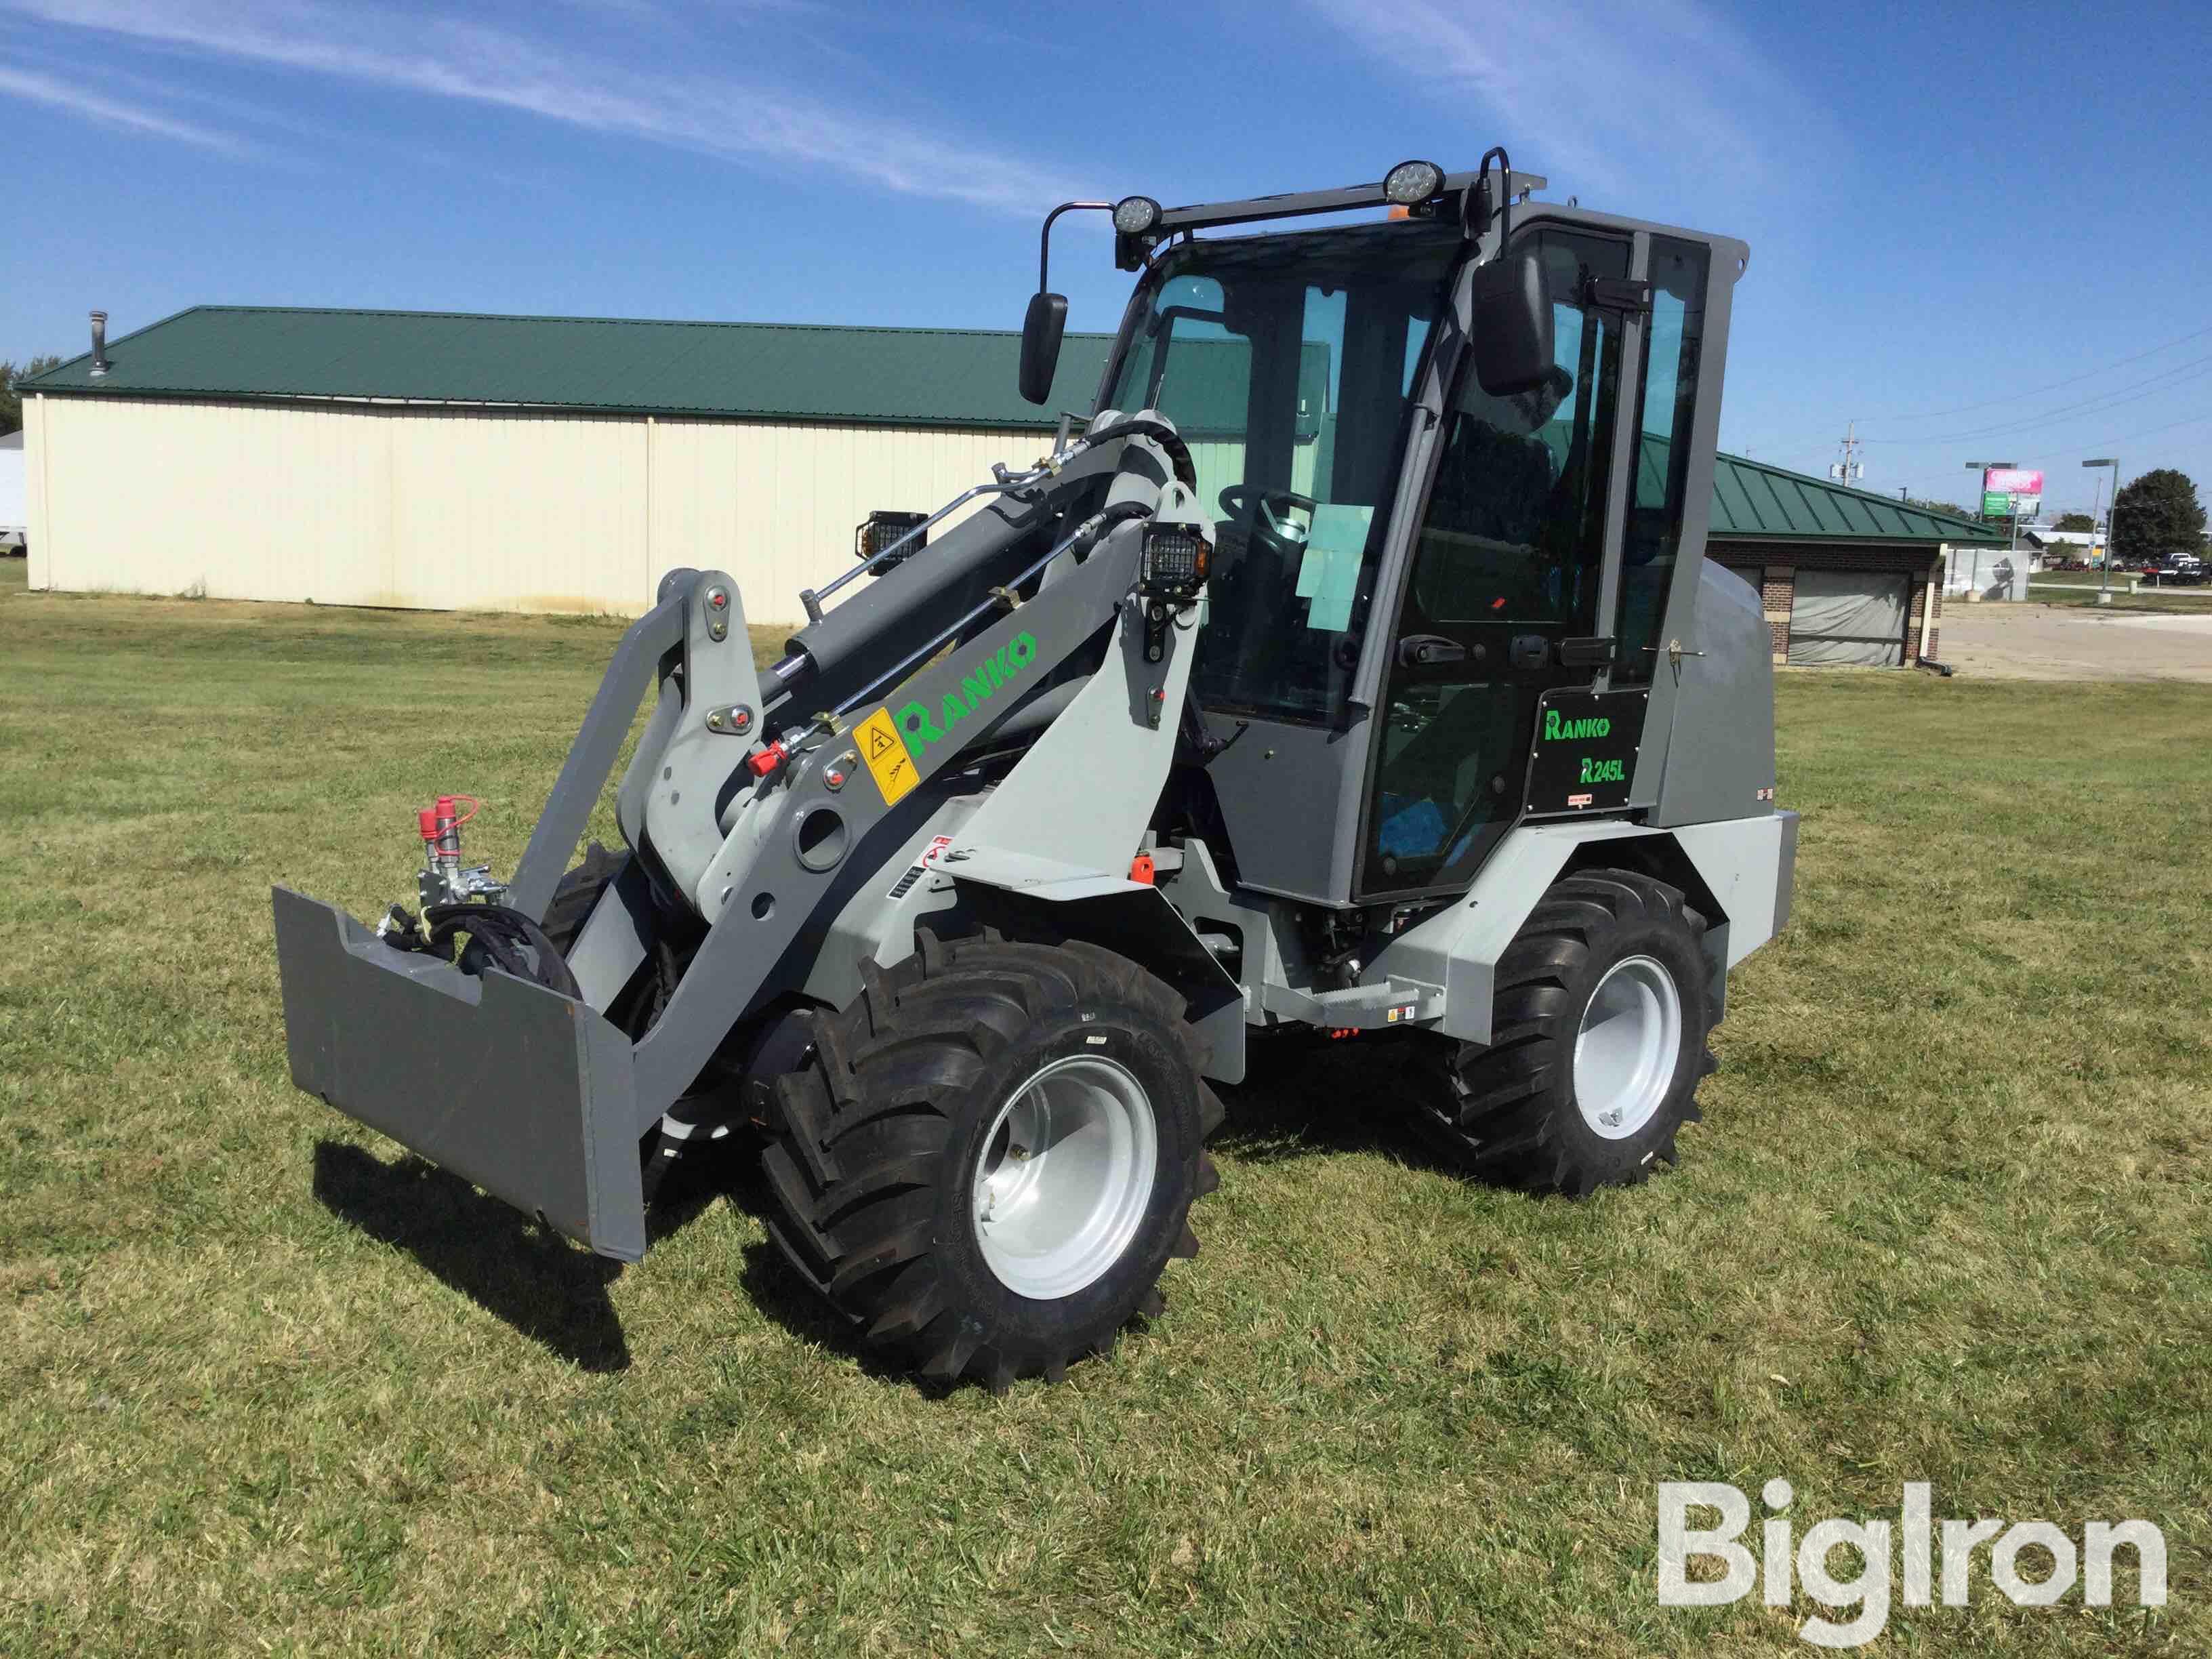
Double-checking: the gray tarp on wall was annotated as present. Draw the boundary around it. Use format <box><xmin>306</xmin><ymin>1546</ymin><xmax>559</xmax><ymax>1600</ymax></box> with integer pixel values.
<box><xmin>1788</xmin><ymin>569</ymin><xmax>1910</xmax><ymax>666</ymax></box>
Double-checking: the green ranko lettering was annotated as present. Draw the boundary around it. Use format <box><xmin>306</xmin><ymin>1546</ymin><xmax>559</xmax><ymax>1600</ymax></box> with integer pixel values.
<box><xmin>1542</xmin><ymin>710</ymin><xmax>1612</xmax><ymax>743</ymax></box>
<box><xmin>897</xmin><ymin>630</ymin><xmax>1039</xmax><ymax>759</ymax></box>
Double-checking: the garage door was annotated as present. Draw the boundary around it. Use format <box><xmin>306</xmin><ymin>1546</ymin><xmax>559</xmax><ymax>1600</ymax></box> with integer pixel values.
<box><xmin>1788</xmin><ymin>569</ymin><xmax>1908</xmax><ymax>666</ymax></box>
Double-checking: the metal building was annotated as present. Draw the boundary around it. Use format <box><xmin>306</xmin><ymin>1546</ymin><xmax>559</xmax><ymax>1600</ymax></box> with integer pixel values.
<box><xmin>19</xmin><ymin>306</ymin><xmax>1114</xmax><ymax>624</ymax></box>
<box><xmin>20</xmin><ymin>305</ymin><xmax>2001</xmax><ymax>651</ymax></box>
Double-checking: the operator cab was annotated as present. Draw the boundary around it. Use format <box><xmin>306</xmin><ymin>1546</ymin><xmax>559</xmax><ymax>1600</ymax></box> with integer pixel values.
<box><xmin>1075</xmin><ymin>170</ymin><xmax>1741</xmax><ymax>909</ymax></box>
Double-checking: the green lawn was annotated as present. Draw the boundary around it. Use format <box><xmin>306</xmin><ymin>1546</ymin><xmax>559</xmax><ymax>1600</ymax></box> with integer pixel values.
<box><xmin>3</xmin><ymin>584</ymin><xmax>2206</xmax><ymax>1655</ymax></box>
<box><xmin>2022</xmin><ymin>568</ymin><xmax>2212</xmax><ymax>611</ymax></box>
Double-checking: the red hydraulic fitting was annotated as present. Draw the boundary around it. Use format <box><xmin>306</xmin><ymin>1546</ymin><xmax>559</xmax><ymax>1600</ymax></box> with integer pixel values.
<box><xmin>417</xmin><ymin>807</ymin><xmax>439</xmax><ymax>844</ymax></box>
<box><xmin>1128</xmin><ymin>852</ymin><xmax>1155</xmax><ymax>885</ymax></box>
<box><xmin>747</xmin><ymin>741</ymin><xmax>790</xmax><ymax>779</ymax></box>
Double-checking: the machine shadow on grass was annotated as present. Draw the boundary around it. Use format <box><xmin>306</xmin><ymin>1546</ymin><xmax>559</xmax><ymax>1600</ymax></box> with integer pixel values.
<box><xmin>1210</xmin><ymin>1037</ymin><xmax>1462</xmax><ymax>1175</ymax></box>
<box><xmin>312</xmin><ymin>1048</ymin><xmax>1448</xmax><ymax>1387</ymax></box>
<box><xmin>312</xmin><ymin>1139</ymin><xmax>641</xmax><ymax>1372</ymax></box>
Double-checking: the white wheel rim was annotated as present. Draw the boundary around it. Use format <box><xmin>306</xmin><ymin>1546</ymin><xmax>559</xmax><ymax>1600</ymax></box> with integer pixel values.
<box><xmin>972</xmin><ymin>1055</ymin><xmax>1158</xmax><ymax>1300</ymax></box>
<box><xmin>1572</xmin><ymin>954</ymin><xmax>1683</xmax><ymax>1140</ymax></box>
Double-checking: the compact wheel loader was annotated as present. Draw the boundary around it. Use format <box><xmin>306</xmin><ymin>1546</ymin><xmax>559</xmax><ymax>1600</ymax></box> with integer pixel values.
<box><xmin>274</xmin><ymin>155</ymin><xmax>1796</xmax><ymax>1391</ymax></box>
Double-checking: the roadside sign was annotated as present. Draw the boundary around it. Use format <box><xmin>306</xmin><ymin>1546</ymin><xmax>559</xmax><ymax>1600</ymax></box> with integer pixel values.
<box><xmin>1982</xmin><ymin>467</ymin><xmax>2043</xmax><ymax>518</ymax></box>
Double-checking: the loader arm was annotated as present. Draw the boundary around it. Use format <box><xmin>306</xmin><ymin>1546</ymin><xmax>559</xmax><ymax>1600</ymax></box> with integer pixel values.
<box><xmin>273</xmin><ymin>422</ymin><xmax>1208</xmax><ymax>1260</ymax></box>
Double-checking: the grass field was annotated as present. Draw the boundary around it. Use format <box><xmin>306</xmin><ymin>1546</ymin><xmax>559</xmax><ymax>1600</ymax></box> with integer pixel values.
<box><xmin>2021</xmin><ymin>568</ymin><xmax>2212</xmax><ymax>612</ymax></box>
<box><xmin>3</xmin><ymin>574</ymin><xmax>2208</xmax><ymax>1656</ymax></box>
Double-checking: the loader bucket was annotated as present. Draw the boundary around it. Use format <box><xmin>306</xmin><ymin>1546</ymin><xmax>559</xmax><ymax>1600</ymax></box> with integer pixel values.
<box><xmin>272</xmin><ymin>886</ymin><xmax>647</xmax><ymax>1262</ymax></box>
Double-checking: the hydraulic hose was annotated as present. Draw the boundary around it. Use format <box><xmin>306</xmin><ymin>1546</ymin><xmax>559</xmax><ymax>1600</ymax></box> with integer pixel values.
<box><xmin>1080</xmin><ymin>415</ymin><xmax>1197</xmax><ymax>491</ymax></box>
<box><xmin>383</xmin><ymin>902</ymin><xmax>583</xmax><ymax>1000</ymax></box>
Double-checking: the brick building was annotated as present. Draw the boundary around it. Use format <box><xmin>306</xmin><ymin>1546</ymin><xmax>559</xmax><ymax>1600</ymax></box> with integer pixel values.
<box><xmin>1702</xmin><ymin>455</ymin><xmax>2003</xmax><ymax>668</ymax></box>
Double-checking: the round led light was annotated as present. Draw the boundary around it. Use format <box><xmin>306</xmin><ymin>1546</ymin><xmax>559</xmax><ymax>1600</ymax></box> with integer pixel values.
<box><xmin>1112</xmin><ymin>194</ymin><xmax>1162</xmax><ymax>235</ymax></box>
<box><xmin>1382</xmin><ymin>159</ymin><xmax>1445</xmax><ymax>205</ymax></box>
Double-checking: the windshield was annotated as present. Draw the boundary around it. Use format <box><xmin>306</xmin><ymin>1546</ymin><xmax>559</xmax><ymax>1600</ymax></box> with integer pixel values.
<box><xmin>1103</xmin><ymin>221</ymin><xmax>1462</xmax><ymax>724</ymax></box>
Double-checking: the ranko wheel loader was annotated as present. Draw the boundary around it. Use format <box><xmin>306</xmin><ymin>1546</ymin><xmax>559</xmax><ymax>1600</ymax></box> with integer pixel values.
<box><xmin>274</xmin><ymin>154</ymin><xmax>1795</xmax><ymax>1391</ymax></box>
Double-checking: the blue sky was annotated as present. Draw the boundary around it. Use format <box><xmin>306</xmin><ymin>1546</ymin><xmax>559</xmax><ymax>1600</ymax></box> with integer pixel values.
<box><xmin>6</xmin><ymin>0</ymin><xmax>2210</xmax><ymax>517</ymax></box>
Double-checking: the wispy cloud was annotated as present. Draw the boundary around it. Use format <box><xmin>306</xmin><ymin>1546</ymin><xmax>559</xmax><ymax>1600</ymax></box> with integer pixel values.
<box><xmin>4</xmin><ymin>0</ymin><xmax>1082</xmax><ymax>212</ymax></box>
<box><xmin>0</xmin><ymin>62</ymin><xmax>250</xmax><ymax>152</ymax></box>
<box><xmin>1305</xmin><ymin>0</ymin><xmax>1810</xmax><ymax>198</ymax></box>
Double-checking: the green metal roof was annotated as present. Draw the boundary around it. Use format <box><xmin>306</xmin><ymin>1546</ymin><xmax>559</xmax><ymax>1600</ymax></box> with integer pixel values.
<box><xmin>1694</xmin><ymin>445</ymin><xmax>2001</xmax><ymax>544</ymax></box>
<box><xmin>23</xmin><ymin>305</ymin><xmax>1118</xmax><ymax>430</ymax></box>
<box><xmin>26</xmin><ymin>304</ymin><xmax>2003</xmax><ymax>545</ymax></box>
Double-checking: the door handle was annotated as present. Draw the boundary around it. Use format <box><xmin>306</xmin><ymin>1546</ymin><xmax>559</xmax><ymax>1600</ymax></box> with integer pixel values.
<box><xmin>1397</xmin><ymin>634</ymin><xmax>1467</xmax><ymax>668</ymax></box>
<box><xmin>1640</xmin><ymin>636</ymin><xmax>1706</xmax><ymax>668</ymax></box>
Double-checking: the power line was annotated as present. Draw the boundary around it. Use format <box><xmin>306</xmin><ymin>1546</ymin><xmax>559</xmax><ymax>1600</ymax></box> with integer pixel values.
<box><xmin>1855</xmin><ymin>352</ymin><xmax>2212</xmax><ymax>445</ymax></box>
<box><xmin>1850</xmin><ymin>321</ymin><xmax>2212</xmax><ymax>423</ymax></box>
<box><xmin>2039</xmin><ymin>409</ymin><xmax>2212</xmax><ymax>460</ymax></box>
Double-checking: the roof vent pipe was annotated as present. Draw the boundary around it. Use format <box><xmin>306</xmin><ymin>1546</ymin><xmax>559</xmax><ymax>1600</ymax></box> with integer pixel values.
<box><xmin>89</xmin><ymin>311</ymin><xmax>110</xmax><ymax>376</ymax></box>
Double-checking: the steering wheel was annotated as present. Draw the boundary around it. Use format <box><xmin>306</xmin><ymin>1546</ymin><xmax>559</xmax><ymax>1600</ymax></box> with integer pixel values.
<box><xmin>1218</xmin><ymin>485</ymin><xmax>1319</xmax><ymax>552</ymax></box>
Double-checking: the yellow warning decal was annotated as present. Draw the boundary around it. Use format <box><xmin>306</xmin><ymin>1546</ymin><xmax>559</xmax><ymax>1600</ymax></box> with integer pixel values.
<box><xmin>855</xmin><ymin>706</ymin><xmax>919</xmax><ymax>805</ymax></box>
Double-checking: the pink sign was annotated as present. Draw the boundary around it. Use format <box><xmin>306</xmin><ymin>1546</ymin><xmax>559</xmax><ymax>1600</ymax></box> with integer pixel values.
<box><xmin>1984</xmin><ymin>468</ymin><xmax>2044</xmax><ymax>496</ymax></box>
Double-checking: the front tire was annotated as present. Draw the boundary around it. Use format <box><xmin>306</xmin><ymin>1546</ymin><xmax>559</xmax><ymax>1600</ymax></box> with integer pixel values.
<box><xmin>760</xmin><ymin>937</ymin><xmax>1223</xmax><ymax>1390</ymax></box>
<box><xmin>1414</xmin><ymin>868</ymin><xmax>1717</xmax><ymax>1194</ymax></box>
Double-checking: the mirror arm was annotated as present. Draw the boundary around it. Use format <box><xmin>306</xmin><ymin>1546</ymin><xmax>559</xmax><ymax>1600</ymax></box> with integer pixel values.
<box><xmin>1038</xmin><ymin>201</ymin><xmax>1113</xmax><ymax>293</ymax></box>
<box><xmin>1471</xmin><ymin>146</ymin><xmax>1513</xmax><ymax>247</ymax></box>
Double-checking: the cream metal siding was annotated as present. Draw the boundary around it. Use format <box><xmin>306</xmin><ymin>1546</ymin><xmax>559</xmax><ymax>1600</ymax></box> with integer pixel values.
<box><xmin>25</xmin><ymin>396</ymin><xmax>49</xmax><ymax>590</ymax></box>
<box><xmin>27</xmin><ymin>396</ymin><xmax>1059</xmax><ymax>623</ymax></box>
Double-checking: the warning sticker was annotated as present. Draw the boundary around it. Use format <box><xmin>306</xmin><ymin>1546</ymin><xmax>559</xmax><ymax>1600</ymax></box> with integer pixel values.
<box><xmin>855</xmin><ymin>706</ymin><xmax>919</xmax><ymax>805</ymax></box>
<box><xmin>888</xmin><ymin>835</ymin><xmax>954</xmax><ymax>898</ymax></box>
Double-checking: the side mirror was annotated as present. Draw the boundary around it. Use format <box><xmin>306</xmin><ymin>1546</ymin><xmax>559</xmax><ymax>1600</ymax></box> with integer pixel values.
<box><xmin>1019</xmin><ymin>291</ymin><xmax>1068</xmax><ymax>405</ymax></box>
<box><xmin>1467</xmin><ymin>252</ymin><xmax>1555</xmax><ymax>396</ymax></box>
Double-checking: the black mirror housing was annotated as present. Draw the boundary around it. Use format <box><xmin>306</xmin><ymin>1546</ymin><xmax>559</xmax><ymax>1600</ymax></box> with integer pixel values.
<box><xmin>1468</xmin><ymin>253</ymin><xmax>1555</xmax><ymax>396</ymax></box>
<box><xmin>1019</xmin><ymin>291</ymin><xmax>1068</xmax><ymax>405</ymax></box>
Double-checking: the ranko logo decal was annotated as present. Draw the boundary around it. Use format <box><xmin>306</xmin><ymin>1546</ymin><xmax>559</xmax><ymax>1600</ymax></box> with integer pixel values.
<box><xmin>897</xmin><ymin>631</ymin><xmax>1038</xmax><ymax>757</ymax></box>
<box><xmin>1543</xmin><ymin>709</ymin><xmax>1611</xmax><ymax>742</ymax></box>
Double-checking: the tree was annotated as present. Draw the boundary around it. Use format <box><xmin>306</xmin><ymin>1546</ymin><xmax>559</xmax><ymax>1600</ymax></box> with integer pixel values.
<box><xmin>0</xmin><ymin>355</ymin><xmax>64</xmax><ymax>436</ymax></box>
<box><xmin>2111</xmin><ymin>469</ymin><xmax>2207</xmax><ymax>565</ymax></box>
<box><xmin>1906</xmin><ymin>496</ymin><xmax>1974</xmax><ymax>520</ymax></box>
<box><xmin>2053</xmin><ymin>512</ymin><xmax>2095</xmax><ymax>532</ymax></box>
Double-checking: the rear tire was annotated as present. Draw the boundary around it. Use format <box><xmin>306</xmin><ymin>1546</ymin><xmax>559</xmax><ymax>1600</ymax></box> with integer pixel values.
<box><xmin>1413</xmin><ymin>868</ymin><xmax>1716</xmax><ymax>1194</ymax></box>
<box><xmin>535</xmin><ymin>843</ymin><xmax>691</xmax><ymax>1200</ymax></box>
<box><xmin>760</xmin><ymin>937</ymin><xmax>1224</xmax><ymax>1391</ymax></box>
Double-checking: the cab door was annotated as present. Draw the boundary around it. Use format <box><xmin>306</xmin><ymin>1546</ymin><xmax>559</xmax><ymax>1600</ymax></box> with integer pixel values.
<box><xmin>1356</xmin><ymin>225</ymin><xmax>1639</xmax><ymax>899</ymax></box>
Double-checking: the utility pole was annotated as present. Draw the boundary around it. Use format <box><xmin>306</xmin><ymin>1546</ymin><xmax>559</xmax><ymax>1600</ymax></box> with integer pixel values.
<box><xmin>2085</xmin><ymin>458</ymin><xmax>2121</xmax><ymax>596</ymax></box>
<box><xmin>1829</xmin><ymin>422</ymin><xmax>1865</xmax><ymax>489</ymax></box>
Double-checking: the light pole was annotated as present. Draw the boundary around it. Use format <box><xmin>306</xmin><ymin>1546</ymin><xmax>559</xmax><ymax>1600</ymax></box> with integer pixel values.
<box><xmin>1965</xmin><ymin>461</ymin><xmax>2017</xmax><ymax>596</ymax></box>
<box><xmin>2085</xmin><ymin>459</ymin><xmax>2120</xmax><ymax>594</ymax></box>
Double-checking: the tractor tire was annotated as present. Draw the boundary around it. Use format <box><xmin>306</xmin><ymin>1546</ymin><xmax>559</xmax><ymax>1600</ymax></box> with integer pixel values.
<box><xmin>539</xmin><ymin>841</ymin><xmax>626</xmax><ymax>953</ymax></box>
<box><xmin>760</xmin><ymin>936</ymin><xmax>1224</xmax><ymax>1391</ymax></box>
<box><xmin>1414</xmin><ymin>868</ymin><xmax>1716</xmax><ymax>1195</ymax></box>
<box><xmin>534</xmin><ymin>842</ymin><xmax>690</xmax><ymax>1200</ymax></box>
